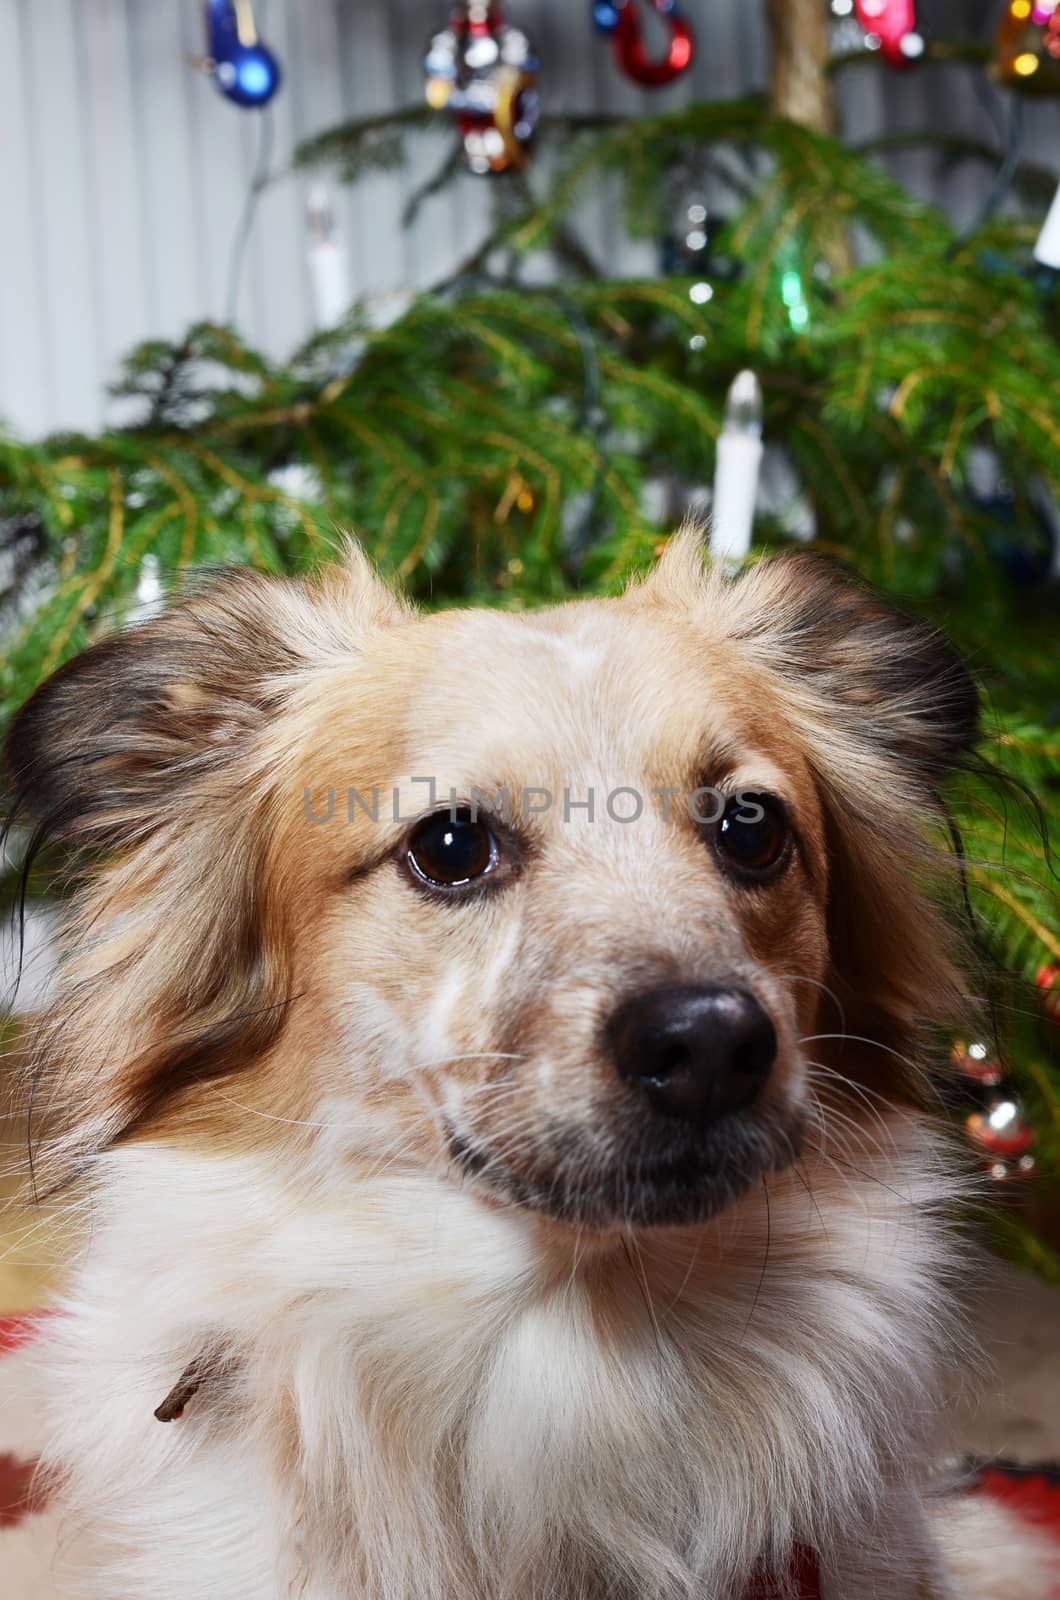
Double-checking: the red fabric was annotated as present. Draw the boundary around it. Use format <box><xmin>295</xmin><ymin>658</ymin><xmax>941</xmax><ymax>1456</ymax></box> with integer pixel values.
<box><xmin>0</xmin><ymin>1452</ymin><xmax>39</xmax><ymax>1527</ymax></box>
<box><xmin>0</xmin><ymin>1316</ymin><xmax>51</xmax><ymax>1527</ymax></box>
<box><xmin>0</xmin><ymin>1314</ymin><xmax>42</xmax><ymax>1352</ymax></box>
<box><xmin>971</xmin><ymin>1462</ymin><xmax>1060</xmax><ymax>1538</ymax></box>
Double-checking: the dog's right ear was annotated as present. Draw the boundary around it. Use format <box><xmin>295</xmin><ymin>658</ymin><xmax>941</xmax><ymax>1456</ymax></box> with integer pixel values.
<box><xmin>5</xmin><ymin>573</ymin><xmax>291</xmax><ymax>849</ymax></box>
<box><xmin>4</xmin><ymin>549</ymin><xmax>407</xmax><ymax>850</ymax></box>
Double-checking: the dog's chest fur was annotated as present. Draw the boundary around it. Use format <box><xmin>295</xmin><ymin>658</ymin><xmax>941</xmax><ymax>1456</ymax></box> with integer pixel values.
<box><xmin>33</xmin><ymin>1127</ymin><xmax>958</xmax><ymax>1600</ymax></box>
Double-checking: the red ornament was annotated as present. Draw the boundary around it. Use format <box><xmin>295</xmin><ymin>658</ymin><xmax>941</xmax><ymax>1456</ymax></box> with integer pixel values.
<box><xmin>951</xmin><ymin>1039</ymin><xmax>1004</xmax><ymax>1088</ymax></box>
<box><xmin>601</xmin><ymin>1</ymin><xmax>695</xmax><ymax>88</ymax></box>
<box><xmin>1037</xmin><ymin>963</ymin><xmax>1060</xmax><ymax>1023</ymax></box>
<box><xmin>966</xmin><ymin>1096</ymin><xmax>1036</xmax><ymax>1181</ymax></box>
<box><xmin>854</xmin><ymin>0</ymin><xmax>921</xmax><ymax>67</ymax></box>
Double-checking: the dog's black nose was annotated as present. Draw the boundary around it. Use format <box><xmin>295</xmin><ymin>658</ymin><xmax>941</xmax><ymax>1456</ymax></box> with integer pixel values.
<box><xmin>607</xmin><ymin>984</ymin><xmax>776</xmax><ymax>1122</ymax></box>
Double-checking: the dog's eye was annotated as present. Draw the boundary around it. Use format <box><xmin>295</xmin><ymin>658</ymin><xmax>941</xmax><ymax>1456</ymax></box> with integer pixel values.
<box><xmin>714</xmin><ymin>792</ymin><xmax>791</xmax><ymax>880</ymax></box>
<box><xmin>405</xmin><ymin>809</ymin><xmax>498</xmax><ymax>890</ymax></box>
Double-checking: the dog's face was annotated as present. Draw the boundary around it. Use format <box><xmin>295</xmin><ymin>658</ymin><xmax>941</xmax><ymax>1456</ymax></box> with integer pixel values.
<box><xmin>291</xmin><ymin>598</ymin><xmax>830</xmax><ymax>1229</ymax></box>
<box><xmin>5</xmin><ymin>533</ymin><xmax>978</xmax><ymax>1232</ymax></box>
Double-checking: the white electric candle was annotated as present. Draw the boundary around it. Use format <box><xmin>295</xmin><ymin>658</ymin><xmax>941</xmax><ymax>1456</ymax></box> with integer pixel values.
<box><xmin>306</xmin><ymin>185</ymin><xmax>352</xmax><ymax>329</ymax></box>
<box><xmin>710</xmin><ymin>369</ymin><xmax>763</xmax><ymax>564</ymax></box>
<box><xmin>1035</xmin><ymin>177</ymin><xmax>1060</xmax><ymax>271</ymax></box>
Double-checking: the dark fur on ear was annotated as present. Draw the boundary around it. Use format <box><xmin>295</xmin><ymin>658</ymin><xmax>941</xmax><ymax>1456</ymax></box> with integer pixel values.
<box><xmin>645</xmin><ymin>532</ymin><xmax>980</xmax><ymax>793</ymax></box>
<box><xmin>732</xmin><ymin>551</ymin><xmax>980</xmax><ymax>1029</ymax></box>
<box><xmin>4</xmin><ymin>569</ymin><xmax>305</xmax><ymax>852</ymax></box>
<box><xmin>729</xmin><ymin>550</ymin><xmax>980</xmax><ymax>789</ymax></box>
<box><xmin>735</xmin><ymin>552</ymin><xmax>983</xmax><ymax>1048</ymax></box>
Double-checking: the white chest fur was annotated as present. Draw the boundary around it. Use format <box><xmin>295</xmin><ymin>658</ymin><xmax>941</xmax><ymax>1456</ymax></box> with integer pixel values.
<box><xmin>31</xmin><ymin>1134</ymin><xmax>961</xmax><ymax>1600</ymax></box>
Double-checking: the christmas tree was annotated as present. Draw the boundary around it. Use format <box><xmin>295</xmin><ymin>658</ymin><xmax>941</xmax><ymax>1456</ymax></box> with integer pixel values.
<box><xmin>1</xmin><ymin>1</ymin><xmax>1058</xmax><ymax>1272</ymax></box>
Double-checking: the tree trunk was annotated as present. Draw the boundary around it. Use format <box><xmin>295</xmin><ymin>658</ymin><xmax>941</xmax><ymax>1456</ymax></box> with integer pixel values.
<box><xmin>766</xmin><ymin>0</ymin><xmax>835</xmax><ymax>133</ymax></box>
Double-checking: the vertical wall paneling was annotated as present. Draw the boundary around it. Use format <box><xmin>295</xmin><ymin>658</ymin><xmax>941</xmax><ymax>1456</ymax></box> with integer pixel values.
<box><xmin>339</xmin><ymin>1</ymin><xmax>408</xmax><ymax>304</ymax></box>
<box><xmin>244</xmin><ymin>2</ymin><xmax>311</xmax><ymax>356</ymax></box>
<box><xmin>127</xmin><ymin>2</ymin><xmax>206</xmax><ymax>340</ymax></box>
<box><xmin>20</xmin><ymin>0</ymin><xmax>104</xmax><ymax>434</ymax></box>
<box><xmin>284</xmin><ymin>0</ymin><xmax>353</xmax><ymax>327</ymax></box>
<box><xmin>79</xmin><ymin>0</ymin><xmax>151</xmax><ymax>397</ymax></box>
<box><xmin>0</xmin><ymin>3</ymin><xmax>51</xmax><ymax>436</ymax></box>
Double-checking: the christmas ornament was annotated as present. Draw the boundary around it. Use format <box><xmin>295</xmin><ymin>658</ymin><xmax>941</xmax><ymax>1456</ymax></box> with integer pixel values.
<box><xmin>966</xmin><ymin>1095</ymin><xmax>1036</xmax><ymax>1181</ymax></box>
<box><xmin>995</xmin><ymin>0</ymin><xmax>1060</xmax><ymax>92</ymax></box>
<box><xmin>424</xmin><ymin>3</ymin><xmax>539</xmax><ymax>174</ymax></box>
<box><xmin>710</xmin><ymin>371</ymin><xmax>763</xmax><ymax>566</ymax></box>
<box><xmin>828</xmin><ymin>0</ymin><xmax>867</xmax><ymax>58</ymax></box>
<box><xmin>592</xmin><ymin>0</ymin><xmax>695</xmax><ymax>88</ymax></box>
<box><xmin>1038</xmin><ymin>964</ymin><xmax>1060</xmax><ymax>1022</ymax></box>
<box><xmin>951</xmin><ymin>1039</ymin><xmax>1004</xmax><ymax>1089</ymax></box>
<box><xmin>203</xmin><ymin>0</ymin><xmax>282</xmax><ymax>108</ymax></box>
<box><xmin>853</xmin><ymin>0</ymin><xmax>923</xmax><ymax>67</ymax></box>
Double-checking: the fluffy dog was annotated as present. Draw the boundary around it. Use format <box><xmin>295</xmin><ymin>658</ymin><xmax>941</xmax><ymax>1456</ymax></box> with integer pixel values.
<box><xmin>3</xmin><ymin>532</ymin><xmax>1056</xmax><ymax>1598</ymax></box>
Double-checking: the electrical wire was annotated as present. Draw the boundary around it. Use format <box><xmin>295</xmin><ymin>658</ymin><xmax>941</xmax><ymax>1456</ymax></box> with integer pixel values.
<box><xmin>224</xmin><ymin>105</ymin><xmax>275</xmax><ymax>328</ymax></box>
<box><xmin>947</xmin><ymin>89</ymin><xmax>1025</xmax><ymax>257</ymax></box>
<box><xmin>552</xmin><ymin>290</ymin><xmax>609</xmax><ymax>561</ymax></box>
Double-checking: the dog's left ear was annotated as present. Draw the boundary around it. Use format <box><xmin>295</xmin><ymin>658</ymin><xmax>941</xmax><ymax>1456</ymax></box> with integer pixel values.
<box><xmin>725</xmin><ymin>550</ymin><xmax>980</xmax><ymax>789</ymax></box>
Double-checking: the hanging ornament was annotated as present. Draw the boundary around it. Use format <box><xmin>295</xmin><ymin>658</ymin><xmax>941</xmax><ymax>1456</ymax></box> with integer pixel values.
<box><xmin>829</xmin><ymin>0</ymin><xmax>866</xmax><ymax>57</ymax></box>
<box><xmin>592</xmin><ymin>0</ymin><xmax>695</xmax><ymax>88</ymax></box>
<box><xmin>966</xmin><ymin>1095</ymin><xmax>1037</xmax><ymax>1181</ymax></box>
<box><xmin>424</xmin><ymin>3</ymin><xmax>539</xmax><ymax>174</ymax></box>
<box><xmin>1037</xmin><ymin>964</ymin><xmax>1060</xmax><ymax>1023</ymax></box>
<box><xmin>203</xmin><ymin>0</ymin><xmax>282</xmax><ymax>108</ymax></box>
<box><xmin>853</xmin><ymin>0</ymin><xmax>924</xmax><ymax>67</ymax></box>
<box><xmin>995</xmin><ymin>0</ymin><xmax>1060</xmax><ymax>92</ymax></box>
<box><xmin>951</xmin><ymin>1039</ymin><xmax>1005</xmax><ymax>1090</ymax></box>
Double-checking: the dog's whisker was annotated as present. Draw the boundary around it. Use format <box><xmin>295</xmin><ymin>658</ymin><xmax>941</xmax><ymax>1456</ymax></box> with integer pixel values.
<box><xmin>741</xmin><ymin>1176</ymin><xmax>772</xmax><ymax>1337</ymax></box>
<box><xmin>799</xmin><ymin>1031</ymin><xmax>954</xmax><ymax>1113</ymax></box>
<box><xmin>812</xmin><ymin>1100</ymin><xmax>898</xmax><ymax>1166</ymax></box>
<box><xmin>790</xmin><ymin>1163</ymin><xmax>831</xmax><ymax>1246</ymax></box>
<box><xmin>803</xmin><ymin>1061</ymin><xmax>897</xmax><ymax>1111</ymax></box>
<box><xmin>426</xmin><ymin>1052</ymin><xmax>528</xmax><ymax>1070</ymax></box>
<box><xmin>766</xmin><ymin>969</ymin><xmax>848</xmax><ymax>1035</ymax></box>
<box><xmin>803</xmin><ymin>1063</ymin><xmax>904</xmax><ymax>1156</ymax></box>
<box><xmin>621</xmin><ymin>1232</ymin><xmax>665</xmax><ymax>1369</ymax></box>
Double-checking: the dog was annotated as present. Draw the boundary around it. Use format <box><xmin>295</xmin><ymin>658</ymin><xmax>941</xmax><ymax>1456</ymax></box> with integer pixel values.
<box><xmin>2</xmin><ymin>530</ymin><xmax>1057</xmax><ymax>1599</ymax></box>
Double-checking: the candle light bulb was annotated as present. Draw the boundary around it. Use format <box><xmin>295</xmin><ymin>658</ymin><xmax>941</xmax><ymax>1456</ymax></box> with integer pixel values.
<box><xmin>306</xmin><ymin>185</ymin><xmax>351</xmax><ymax>330</ymax></box>
<box><xmin>724</xmin><ymin>369</ymin><xmax>763</xmax><ymax>437</ymax></box>
<box><xmin>307</xmin><ymin>185</ymin><xmax>336</xmax><ymax>248</ymax></box>
<box><xmin>1035</xmin><ymin>177</ymin><xmax>1060</xmax><ymax>270</ymax></box>
<box><xmin>710</xmin><ymin>370</ymin><xmax>764</xmax><ymax>566</ymax></box>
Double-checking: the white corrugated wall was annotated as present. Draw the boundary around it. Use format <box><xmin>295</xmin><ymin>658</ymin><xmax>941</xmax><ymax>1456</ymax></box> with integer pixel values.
<box><xmin>0</xmin><ymin>0</ymin><xmax>1055</xmax><ymax>440</ymax></box>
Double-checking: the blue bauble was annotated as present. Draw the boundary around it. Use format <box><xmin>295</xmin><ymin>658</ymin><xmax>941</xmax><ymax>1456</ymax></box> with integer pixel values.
<box><xmin>205</xmin><ymin>0</ymin><xmax>282</xmax><ymax>108</ymax></box>
<box><xmin>592</xmin><ymin>1</ymin><xmax>624</xmax><ymax>34</ymax></box>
